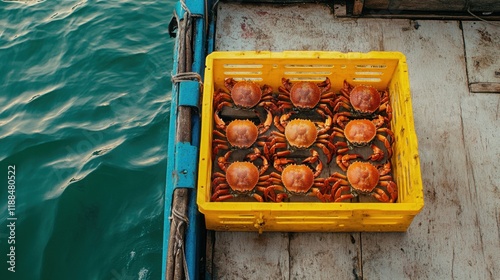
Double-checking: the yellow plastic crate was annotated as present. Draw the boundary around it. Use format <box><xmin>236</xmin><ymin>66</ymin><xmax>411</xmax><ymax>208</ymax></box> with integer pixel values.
<box><xmin>197</xmin><ymin>51</ymin><xmax>424</xmax><ymax>232</ymax></box>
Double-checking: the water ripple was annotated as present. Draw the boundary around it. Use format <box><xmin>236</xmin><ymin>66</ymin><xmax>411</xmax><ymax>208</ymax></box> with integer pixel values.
<box><xmin>0</xmin><ymin>0</ymin><xmax>174</xmax><ymax>278</ymax></box>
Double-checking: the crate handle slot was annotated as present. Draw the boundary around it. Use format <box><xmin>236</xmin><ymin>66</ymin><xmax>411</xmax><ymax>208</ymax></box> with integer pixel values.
<box><xmin>353</xmin><ymin>77</ymin><xmax>382</xmax><ymax>82</ymax></box>
<box><xmin>223</xmin><ymin>64</ymin><xmax>263</xmax><ymax>69</ymax></box>
<box><xmin>356</xmin><ymin>64</ymin><xmax>387</xmax><ymax>69</ymax></box>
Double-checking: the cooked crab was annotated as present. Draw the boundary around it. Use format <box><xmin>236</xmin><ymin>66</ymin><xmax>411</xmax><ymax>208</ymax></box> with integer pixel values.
<box><xmin>334</xmin><ymin>80</ymin><xmax>392</xmax><ymax>121</ymax></box>
<box><xmin>266</xmin><ymin>111</ymin><xmax>335</xmax><ymax>163</ymax></box>
<box><xmin>211</xmin><ymin>149</ymin><xmax>270</xmax><ymax>202</ymax></box>
<box><xmin>213</xmin><ymin>78</ymin><xmax>275</xmax><ymax>110</ymax></box>
<box><xmin>264</xmin><ymin>158</ymin><xmax>328</xmax><ymax>202</ymax></box>
<box><xmin>330</xmin><ymin>118</ymin><xmax>394</xmax><ymax>169</ymax></box>
<box><xmin>212</xmin><ymin>107</ymin><xmax>273</xmax><ymax>155</ymax></box>
<box><xmin>277</xmin><ymin>77</ymin><xmax>335</xmax><ymax>116</ymax></box>
<box><xmin>325</xmin><ymin>161</ymin><xmax>398</xmax><ymax>203</ymax></box>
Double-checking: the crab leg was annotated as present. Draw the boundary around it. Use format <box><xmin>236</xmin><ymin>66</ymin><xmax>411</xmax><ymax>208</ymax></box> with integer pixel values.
<box><xmin>213</xmin><ymin>90</ymin><xmax>232</xmax><ymax>106</ymax></box>
<box><xmin>380</xmin><ymin>181</ymin><xmax>398</xmax><ymax>202</ymax></box>
<box><xmin>371</xmin><ymin>115</ymin><xmax>386</xmax><ymax>128</ymax></box>
<box><xmin>245</xmin><ymin>148</ymin><xmax>270</xmax><ymax>175</ymax></box>
<box><xmin>257</xmin><ymin>108</ymin><xmax>273</xmax><ymax>134</ymax></box>
<box><xmin>371</xmin><ymin>188</ymin><xmax>391</xmax><ymax>203</ymax></box>
<box><xmin>377</xmin><ymin>127</ymin><xmax>395</xmax><ymax>143</ymax></box>
<box><xmin>334</xmin><ymin>186</ymin><xmax>355</xmax><ymax>202</ymax></box>
<box><xmin>216</xmin><ymin>151</ymin><xmax>233</xmax><ymax>171</ymax></box>
<box><xmin>367</xmin><ymin>144</ymin><xmax>384</xmax><ymax>161</ymax></box>
<box><xmin>211</xmin><ymin>176</ymin><xmax>226</xmax><ymax>187</ymax></box>
<box><xmin>320</xmin><ymin>92</ymin><xmax>336</xmax><ymax>99</ymax></box>
<box><xmin>315</xmin><ymin>110</ymin><xmax>332</xmax><ymax>134</ymax></box>
<box><xmin>340</xmin><ymin>80</ymin><xmax>354</xmax><ymax>99</ymax></box>
<box><xmin>212</xmin><ymin>182</ymin><xmax>230</xmax><ymax>193</ymax></box>
<box><xmin>273</xmin><ymin>156</ymin><xmax>295</xmax><ymax>172</ymax></box>
<box><xmin>314</xmin><ymin>142</ymin><xmax>334</xmax><ymax>163</ymax></box>
<box><xmin>213</xmin><ymin>111</ymin><xmax>227</xmax><ymax>130</ymax></box>
<box><xmin>263</xmin><ymin>185</ymin><xmax>287</xmax><ymax>202</ymax></box>
<box><xmin>317</xmin><ymin>77</ymin><xmax>331</xmax><ymax>92</ymax></box>
<box><xmin>333</xmin><ymin>99</ymin><xmax>352</xmax><ymax>112</ymax></box>
<box><xmin>333</xmin><ymin>112</ymin><xmax>352</xmax><ymax>128</ymax></box>
<box><xmin>377</xmin><ymin>102</ymin><xmax>392</xmax><ymax>121</ymax></box>
<box><xmin>376</xmin><ymin>134</ymin><xmax>393</xmax><ymax>158</ymax></box>
<box><xmin>273</xmin><ymin>115</ymin><xmax>284</xmax><ymax>132</ymax></box>
<box><xmin>269</xmin><ymin>142</ymin><xmax>287</xmax><ymax>155</ymax></box>
<box><xmin>335</xmin><ymin>142</ymin><xmax>349</xmax><ymax>154</ymax></box>
<box><xmin>330</xmin><ymin>126</ymin><xmax>346</xmax><ymax>142</ymax></box>
<box><xmin>278</xmin><ymin>78</ymin><xmax>293</xmax><ymax>92</ymax></box>
<box><xmin>377</xmin><ymin>162</ymin><xmax>392</xmax><ymax>176</ymax></box>
<box><xmin>317</xmin><ymin>134</ymin><xmax>337</xmax><ymax>151</ymax></box>
<box><xmin>326</xmin><ymin>179</ymin><xmax>354</xmax><ymax>202</ymax></box>
<box><xmin>336</xmin><ymin>154</ymin><xmax>362</xmax><ymax>172</ymax></box>
<box><xmin>212</xmin><ymin>144</ymin><xmax>229</xmax><ymax>156</ymax></box>
<box><xmin>302</xmin><ymin>150</ymin><xmax>323</xmax><ymax>177</ymax></box>
<box><xmin>316</xmin><ymin>105</ymin><xmax>334</xmax><ymax>120</ymax></box>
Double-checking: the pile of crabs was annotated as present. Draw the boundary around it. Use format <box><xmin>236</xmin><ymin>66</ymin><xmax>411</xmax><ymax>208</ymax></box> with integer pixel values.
<box><xmin>210</xmin><ymin>77</ymin><xmax>398</xmax><ymax>203</ymax></box>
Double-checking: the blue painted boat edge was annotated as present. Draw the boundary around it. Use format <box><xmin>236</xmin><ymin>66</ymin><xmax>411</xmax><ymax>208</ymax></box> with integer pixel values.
<box><xmin>162</xmin><ymin>0</ymin><xmax>207</xmax><ymax>279</ymax></box>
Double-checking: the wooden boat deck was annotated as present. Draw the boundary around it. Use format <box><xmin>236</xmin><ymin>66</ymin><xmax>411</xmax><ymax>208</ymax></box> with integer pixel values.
<box><xmin>206</xmin><ymin>3</ymin><xmax>500</xmax><ymax>279</ymax></box>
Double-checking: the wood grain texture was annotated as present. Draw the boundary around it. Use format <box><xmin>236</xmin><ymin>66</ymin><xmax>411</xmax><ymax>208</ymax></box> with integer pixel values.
<box><xmin>469</xmin><ymin>83</ymin><xmax>500</xmax><ymax>93</ymax></box>
<box><xmin>212</xmin><ymin>232</ymin><xmax>290</xmax><ymax>279</ymax></box>
<box><xmin>460</xmin><ymin>93</ymin><xmax>500</xmax><ymax>279</ymax></box>
<box><xmin>463</xmin><ymin>21</ymin><xmax>500</xmax><ymax>92</ymax></box>
<box><xmin>387</xmin><ymin>0</ymin><xmax>465</xmax><ymax>11</ymax></box>
<box><xmin>289</xmin><ymin>233</ymin><xmax>361</xmax><ymax>279</ymax></box>
<box><xmin>364</xmin><ymin>0</ymin><xmax>500</xmax><ymax>11</ymax></box>
<box><xmin>211</xmin><ymin>3</ymin><xmax>500</xmax><ymax>279</ymax></box>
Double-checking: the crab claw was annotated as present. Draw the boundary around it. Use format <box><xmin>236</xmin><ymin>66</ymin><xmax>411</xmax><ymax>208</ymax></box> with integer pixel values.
<box><xmin>302</xmin><ymin>150</ymin><xmax>323</xmax><ymax>177</ymax></box>
<box><xmin>273</xmin><ymin>157</ymin><xmax>295</xmax><ymax>172</ymax></box>
<box><xmin>336</xmin><ymin>154</ymin><xmax>362</xmax><ymax>172</ymax></box>
<box><xmin>367</xmin><ymin>144</ymin><xmax>384</xmax><ymax>161</ymax></box>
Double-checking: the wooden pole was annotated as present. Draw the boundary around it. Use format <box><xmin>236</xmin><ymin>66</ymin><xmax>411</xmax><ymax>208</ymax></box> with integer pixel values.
<box><xmin>167</xmin><ymin>11</ymin><xmax>194</xmax><ymax>280</ymax></box>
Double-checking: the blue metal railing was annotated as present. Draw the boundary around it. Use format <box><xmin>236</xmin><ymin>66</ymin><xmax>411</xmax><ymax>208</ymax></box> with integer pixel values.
<box><xmin>162</xmin><ymin>0</ymin><xmax>207</xmax><ymax>279</ymax></box>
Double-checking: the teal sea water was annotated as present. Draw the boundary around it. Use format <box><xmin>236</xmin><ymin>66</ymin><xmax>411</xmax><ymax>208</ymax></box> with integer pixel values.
<box><xmin>0</xmin><ymin>1</ymin><xmax>175</xmax><ymax>279</ymax></box>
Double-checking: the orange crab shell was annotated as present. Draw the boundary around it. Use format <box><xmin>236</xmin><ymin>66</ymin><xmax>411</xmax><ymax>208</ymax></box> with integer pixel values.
<box><xmin>350</xmin><ymin>85</ymin><xmax>381</xmax><ymax>114</ymax></box>
<box><xmin>230</xmin><ymin>81</ymin><xmax>262</xmax><ymax>108</ymax></box>
<box><xmin>281</xmin><ymin>164</ymin><xmax>314</xmax><ymax>194</ymax></box>
<box><xmin>225</xmin><ymin>162</ymin><xmax>260</xmax><ymax>193</ymax></box>
<box><xmin>284</xmin><ymin>119</ymin><xmax>318</xmax><ymax>148</ymax></box>
<box><xmin>346</xmin><ymin>161</ymin><xmax>380</xmax><ymax>193</ymax></box>
<box><xmin>226</xmin><ymin>120</ymin><xmax>259</xmax><ymax>149</ymax></box>
<box><xmin>290</xmin><ymin>81</ymin><xmax>321</xmax><ymax>109</ymax></box>
<box><xmin>344</xmin><ymin>119</ymin><xmax>376</xmax><ymax>145</ymax></box>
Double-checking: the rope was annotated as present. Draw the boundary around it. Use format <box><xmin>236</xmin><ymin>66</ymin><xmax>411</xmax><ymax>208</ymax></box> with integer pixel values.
<box><xmin>171</xmin><ymin>207</ymin><xmax>189</xmax><ymax>224</ymax></box>
<box><xmin>180</xmin><ymin>0</ymin><xmax>191</xmax><ymax>18</ymax></box>
<box><xmin>170</xmin><ymin>207</ymin><xmax>190</xmax><ymax>280</ymax></box>
<box><xmin>464</xmin><ymin>0</ymin><xmax>500</xmax><ymax>26</ymax></box>
<box><xmin>466</xmin><ymin>8</ymin><xmax>500</xmax><ymax>26</ymax></box>
<box><xmin>171</xmin><ymin>72</ymin><xmax>203</xmax><ymax>91</ymax></box>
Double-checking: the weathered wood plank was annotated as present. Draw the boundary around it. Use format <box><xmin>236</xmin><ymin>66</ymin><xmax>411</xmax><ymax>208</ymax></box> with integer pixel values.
<box><xmin>289</xmin><ymin>233</ymin><xmax>361</xmax><ymax>279</ymax></box>
<box><xmin>365</xmin><ymin>0</ymin><xmax>500</xmax><ymax>12</ymax></box>
<box><xmin>469</xmin><ymin>83</ymin><xmax>500</xmax><ymax>93</ymax></box>
<box><xmin>364</xmin><ymin>0</ymin><xmax>389</xmax><ymax>10</ymax></box>
<box><xmin>212</xmin><ymin>2</ymin><xmax>500</xmax><ymax>279</ymax></box>
<box><xmin>211</xmin><ymin>232</ymin><xmax>290</xmax><ymax>279</ymax></box>
<box><xmin>460</xmin><ymin>93</ymin><xmax>500</xmax><ymax>279</ymax></box>
<box><xmin>463</xmin><ymin>21</ymin><xmax>500</xmax><ymax>93</ymax></box>
<box><xmin>388</xmin><ymin>0</ymin><xmax>465</xmax><ymax>11</ymax></box>
<box><xmin>359</xmin><ymin>20</ymin><xmax>498</xmax><ymax>279</ymax></box>
<box><xmin>216</xmin><ymin>3</ymin><xmax>409</xmax><ymax>53</ymax></box>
